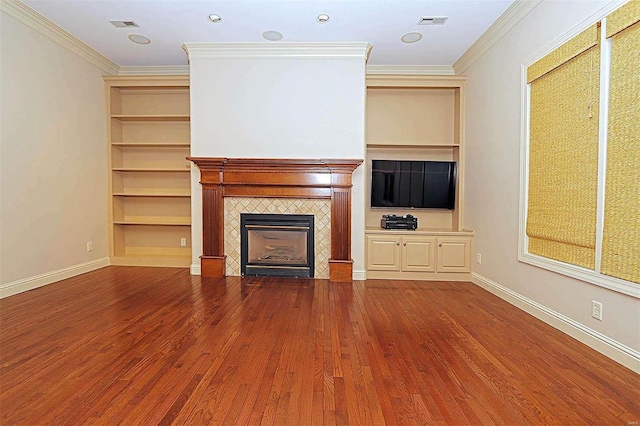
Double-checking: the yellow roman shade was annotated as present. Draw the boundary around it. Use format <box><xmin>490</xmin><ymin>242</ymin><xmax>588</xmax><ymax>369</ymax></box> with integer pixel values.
<box><xmin>526</xmin><ymin>25</ymin><xmax>600</xmax><ymax>269</ymax></box>
<box><xmin>606</xmin><ymin>0</ymin><xmax>640</xmax><ymax>37</ymax></box>
<box><xmin>601</xmin><ymin>4</ymin><xmax>640</xmax><ymax>284</ymax></box>
<box><xmin>527</xmin><ymin>25</ymin><xmax>599</xmax><ymax>83</ymax></box>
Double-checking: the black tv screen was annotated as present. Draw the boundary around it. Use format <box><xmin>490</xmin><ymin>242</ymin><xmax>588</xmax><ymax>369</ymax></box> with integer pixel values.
<box><xmin>371</xmin><ymin>160</ymin><xmax>456</xmax><ymax>209</ymax></box>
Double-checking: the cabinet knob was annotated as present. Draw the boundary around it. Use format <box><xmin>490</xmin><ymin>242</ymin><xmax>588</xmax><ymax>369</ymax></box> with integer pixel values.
<box><xmin>403</xmin><ymin>243</ymin><xmax>407</xmax><ymax>246</ymax></box>
<box><xmin>439</xmin><ymin>244</ymin><xmax>443</xmax><ymax>247</ymax></box>
<box><xmin>396</xmin><ymin>242</ymin><xmax>400</xmax><ymax>246</ymax></box>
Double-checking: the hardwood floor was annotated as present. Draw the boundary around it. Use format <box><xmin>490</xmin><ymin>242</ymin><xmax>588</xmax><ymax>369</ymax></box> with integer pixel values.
<box><xmin>1</xmin><ymin>267</ymin><xmax>638</xmax><ymax>425</ymax></box>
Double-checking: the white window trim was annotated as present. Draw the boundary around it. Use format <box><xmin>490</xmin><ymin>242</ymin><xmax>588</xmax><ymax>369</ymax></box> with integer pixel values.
<box><xmin>518</xmin><ymin>0</ymin><xmax>640</xmax><ymax>299</ymax></box>
<box><xmin>595</xmin><ymin>21</ymin><xmax>612</xmax><ymax>274</ymax></box>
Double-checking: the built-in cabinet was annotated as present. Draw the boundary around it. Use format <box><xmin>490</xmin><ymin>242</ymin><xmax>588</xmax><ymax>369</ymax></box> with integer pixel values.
<box><xmin>104</xmin><ymin>76</ymin><xmax>191</xmax><ymax>267</ymax></box>
<box><xmin>100</xmin><ymin>74</ymin><xmax>472</xmax><ymax>276</ymax></box>
<box><xmin>365</xmin><ymin>75</ymin><xmax>473</xmax><ymax>281</ymax></box>
<box><xmin>366</xmin><ymin>230</ymin><xmax>472</xmax><ymax>279</ymax></box>
<box><xmin>367</xmin><ymin>235</ymin><xmax>436</xmax><ymax>272</ymax></box>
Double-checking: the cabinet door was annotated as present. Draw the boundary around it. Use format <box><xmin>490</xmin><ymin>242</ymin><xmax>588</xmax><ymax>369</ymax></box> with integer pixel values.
<box><xmin>401</xmin><ymin>236</ymin><xmax>436</xmax><ymax>272</ymax></box>
<box><xmin>436</xmin><ymin>237</ymin><xmax>471</xmax><ymax>272</ymax></box>
<box><xmin>367</xmin><ymin>236</ymin><xmax>401</xmax><ymax>271</ymax></box>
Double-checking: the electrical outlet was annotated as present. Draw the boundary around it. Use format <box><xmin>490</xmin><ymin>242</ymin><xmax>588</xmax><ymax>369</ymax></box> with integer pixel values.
<box><xmin>592</xmin><ymin>301</ymin><xmax>602</xmax><ymax>320</ymax></box>
<box><xmin>476</xmin><ymin>253</ymin><xmax>482</xmax><ymax>264</ymax></box>
<box><xmin>180</xmin><ymin>238</ymin><xmax>187</xmax><ymax>247</ymax></box>
<box><xmin>86</xmin><ymin>241</ymin><xmax>93</xmax><ymax>252</ymax></box>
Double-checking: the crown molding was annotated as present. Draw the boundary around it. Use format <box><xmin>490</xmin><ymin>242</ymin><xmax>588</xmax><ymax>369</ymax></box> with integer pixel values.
<box><xmin>0</xmin><ymin>0</ymin><xmax>119</xmax><ymax>75</ymax></box>
<box><xmin>103</xmin><ymin>75</ymin><xmax>190</xmax><ymax>87</ymax></box>
<box><xmin>522</xmin><ymin>0</ymin><xmax>631</xmax><ymax>68</ymax></box>
<box><xmin>366</xmin><ymin>74</ymin><xmax>466</xmax><ymax>88</ymax></box>
<box><xmin>182</xmin><ymin>42</ymin><xmax>373</xmax><ymax>61</ymax></box>
<box><xmin>119</xmin><ymin>65</ymin><xmax>190</xmax><ymax>76</ymax></box>
<box><xmin>117</xmin><ymin>64</ymin><xmax>457</xmax><ymax>77</ymax></box>
<box><xmin>366</xmin><ymin>65</ymin><xmax>455</xmax><ymax>76</ymax></box>
<box><xmin>453</xmin><ymin>0</ymin><xmax>543</xmax><ymax>75</ymax></box>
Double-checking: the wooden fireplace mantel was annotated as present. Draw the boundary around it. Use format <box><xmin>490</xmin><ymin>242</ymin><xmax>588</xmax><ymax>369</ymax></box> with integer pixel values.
<box><xmin>188</xmin><ymin>157</ymin><xmax>363</xmax><ymax>282</ymax></box>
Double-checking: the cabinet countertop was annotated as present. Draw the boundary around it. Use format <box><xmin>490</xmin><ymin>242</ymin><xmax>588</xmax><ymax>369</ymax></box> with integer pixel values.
<box><xmin>365</xmin><ymin>227</ymin><xmax>474</xmax><ymax>237</ymax></box>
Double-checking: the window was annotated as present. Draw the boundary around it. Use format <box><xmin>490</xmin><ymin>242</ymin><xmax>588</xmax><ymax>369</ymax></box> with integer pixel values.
<box><xmin>520</xmin><ymin>0</ymin><xmax>639</xmax><ymax>297</ymax></box>
<box><xmin>600</xmin><ymin>3</ymin><xmax>640</xmax><ymax>285</ymax></box>
<box><xmin>526</xmin><ymin>25</ymin><xmax>600</xmax><ymax>270</ymax></box>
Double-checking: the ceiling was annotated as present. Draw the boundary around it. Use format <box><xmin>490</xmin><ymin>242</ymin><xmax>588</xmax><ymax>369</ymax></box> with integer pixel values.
<box><xmin>23</xmin><ymin>0</ymin><xmax>515</xmax><ymax>68</ymax></box>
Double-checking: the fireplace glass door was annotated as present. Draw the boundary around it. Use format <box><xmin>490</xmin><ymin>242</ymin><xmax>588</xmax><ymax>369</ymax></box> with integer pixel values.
<box><xmin>248</xmin><ymin>228</ymin><xmax>308</xmax><ymax>266</ymax></box>
<box><xmin>241</xmin><ymin>214</ymin><xmax>314</xmax><ymax>278</ymax></box>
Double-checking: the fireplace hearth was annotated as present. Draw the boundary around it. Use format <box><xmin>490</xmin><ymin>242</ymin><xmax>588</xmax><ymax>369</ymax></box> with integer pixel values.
<box><xmin>241</xmin><ymin>213</ymin><xmax>314</xmax><ymax>278</ymax></box>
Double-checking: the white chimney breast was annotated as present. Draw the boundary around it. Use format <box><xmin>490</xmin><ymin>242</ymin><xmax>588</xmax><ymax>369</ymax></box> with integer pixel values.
<box><xmin>184</xmin><ymin>42</ymin><xmax>371</xmax><ymax>277</ymax></box>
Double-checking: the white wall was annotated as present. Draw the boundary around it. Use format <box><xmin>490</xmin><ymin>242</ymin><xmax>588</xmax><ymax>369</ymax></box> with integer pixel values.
<box><xmin>0</xmin><ymin>12</ymin><xmax>108</xmax><ymax>292</ymax></box>
<box><xmin>187</xmin><ymin>45</ymin><xmax>369</xmax><ymax>276</ymax></box>
<box><xmin>463</xmin><ymin>0</ymin><xmax>639</xmax><ymax>355</ymax></box>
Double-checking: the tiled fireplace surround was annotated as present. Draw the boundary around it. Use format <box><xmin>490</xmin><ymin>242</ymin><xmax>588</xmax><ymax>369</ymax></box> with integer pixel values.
<box><xmin>225</xmin><ymin>198</ymin><xmax>331</xmax><ymax>278</ymax></box>
<box><xmin>189</xmin><ymin>158</ymin><xmax>362</xmax><ymax>282</ymax></box>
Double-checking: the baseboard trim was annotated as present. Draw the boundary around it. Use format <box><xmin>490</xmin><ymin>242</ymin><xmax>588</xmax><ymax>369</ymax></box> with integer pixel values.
<box><xmin>0</xmin><ymin>257</ymin><xmax>111</xmax><ymax>299</ymax></box>
<box><xmin>190</xmin><ymin>264</ymin><xmax>201</xmax><ymax>275</ymax></box>
<box><xmin>353</xmin><ymin>269</ymin><xmax>367</xmax><ymax>281</ymax></box>
<box><xmin>471</xmin><ymin>272</ymin><xmax>640</xmax><ymax>373</ymax></box>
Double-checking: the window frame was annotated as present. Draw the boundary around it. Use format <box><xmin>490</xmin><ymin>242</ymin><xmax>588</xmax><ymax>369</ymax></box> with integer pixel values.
<box><xmin>518</xmin><ymin>0</ymin><xmax>640</xmax><ymax>299</ymax></box>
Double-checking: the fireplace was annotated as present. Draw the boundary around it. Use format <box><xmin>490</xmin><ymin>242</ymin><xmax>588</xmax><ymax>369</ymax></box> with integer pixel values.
<box><xmin>188</xmin><ymin>157</ymin><xmax>362</xmax><ymax>281</ymax></box>
<box><xmin>241</xmin><ymin>214</ymin><xmax>314</xmax><ymax>278</ymax></box>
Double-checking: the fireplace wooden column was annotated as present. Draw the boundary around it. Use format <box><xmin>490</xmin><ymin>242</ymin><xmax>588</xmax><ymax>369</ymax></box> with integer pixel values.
<box><xmin>189</xmin><ymin>157</ymin><xmax>362</xmax><ymax>282</ymax></box>
<box><xmin>192</xmin><ymin>158</ymin><xmax>227</xmax><ymax>277</ymax></box>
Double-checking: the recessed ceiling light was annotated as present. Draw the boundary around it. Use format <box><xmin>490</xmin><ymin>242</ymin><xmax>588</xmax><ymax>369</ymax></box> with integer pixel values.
<box><xmin>401</xmin><ymin>32</ymin><xmax>422</xmax><ymax>43</ymax></box>
<box><xmin>317</xmin><ymin>14</ymin><xmax>330</xmax><ymax>23</ymax></box>
<box><xmin>128</xmin><ymin>34</ymin><xmax>151</xmax><ymax>45</ymax></box>
<box><xmin>262</xmin><ymin>30</ymin><xmax>283</xmax><ymax>41</ymax></box>
<box><xmin>208</xmin><ymin>14</ymin><xmax>221</xmax><ymax>23</ymax></box>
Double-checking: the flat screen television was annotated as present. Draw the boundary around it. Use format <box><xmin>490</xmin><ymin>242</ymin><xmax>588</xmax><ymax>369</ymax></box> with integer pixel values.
<box><xmin>371</xmin><ymin>160</ymin><xmax>457</xmax><ymax>209</ymax></box>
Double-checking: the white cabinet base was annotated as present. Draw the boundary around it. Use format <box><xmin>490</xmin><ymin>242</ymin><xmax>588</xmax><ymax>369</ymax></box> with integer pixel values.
<box><xmin>437</xmin><ymin>237</ymin><xmax>472</xmax><ymax>273</ymax></box>
<box><xmin>366</xmin><ymin>228</ymin><xmax>473</xmax><ymax>281</ymax></box>
<box><xmin>365</xmin><ymin>269</ymin><xmax>473</xmax><ymax>282</ymax></box>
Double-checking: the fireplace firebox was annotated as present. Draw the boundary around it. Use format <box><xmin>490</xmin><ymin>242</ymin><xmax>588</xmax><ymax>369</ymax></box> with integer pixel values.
<box><xmin>241</xmin><ymin>214</ymin><xmax>314</xmax><ymax>278</ymax></box>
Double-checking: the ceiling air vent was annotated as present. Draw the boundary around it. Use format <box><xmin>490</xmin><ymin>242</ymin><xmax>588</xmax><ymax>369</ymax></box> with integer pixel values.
<box><xmin>418</xmin><ymin>16</ymin><xmax>448</xmax><ymax>25</ymax></box>
<box><xmin>109</xmin><ymin>20</ymin><xmax>139</xmax><ymax>28</ymax></box>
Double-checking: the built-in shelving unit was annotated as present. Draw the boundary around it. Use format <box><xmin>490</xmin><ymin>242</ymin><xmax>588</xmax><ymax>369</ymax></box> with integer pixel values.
<box><xmin>104</xmin><ymin>76</ymin><xmax>191</xmax><ymax>267</ymax></box>
<box><xmin>365</xmin><ymin>75</ymin><xmax>473</xmax><ymax>281</ymax></box>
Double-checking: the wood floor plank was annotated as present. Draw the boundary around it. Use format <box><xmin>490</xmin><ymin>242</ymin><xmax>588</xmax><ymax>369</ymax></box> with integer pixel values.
<box><xmin>1</xmin><ymin>267</ymin><xmax>638</xmax><ymax>425</ymax></box>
